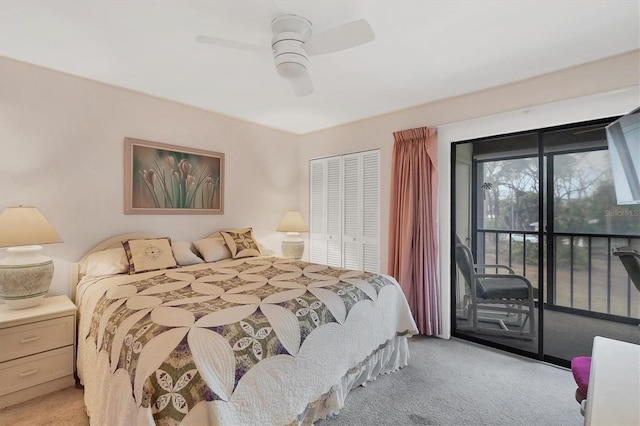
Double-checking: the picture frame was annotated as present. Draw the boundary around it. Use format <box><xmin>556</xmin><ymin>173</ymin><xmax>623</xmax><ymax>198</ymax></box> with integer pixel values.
<box><xmin>124</xmin><ymin>137</ymin><xmax>224</xmax><ymax>214</ymax></box>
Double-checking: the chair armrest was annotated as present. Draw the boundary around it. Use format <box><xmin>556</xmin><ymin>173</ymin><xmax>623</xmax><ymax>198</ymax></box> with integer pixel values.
<box><xmin>474</xmin><ymin>264</ymin><xmax>516</xmax><ymax>274</ymax></box>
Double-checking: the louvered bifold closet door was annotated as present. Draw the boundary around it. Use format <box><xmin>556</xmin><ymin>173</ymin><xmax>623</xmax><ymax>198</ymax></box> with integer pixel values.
<box><xmin>309</xmin><ymin>150</ymin><xmax>380</xmax><ymax>271</ymax></box>
<box><xmin>342</xmin><ymin>154</ymin><xmax>362</xmax><ymax>270</ymax></box>
<box><xmin>326</xmin><ymin>157</ymin><xmax>343</xmax><ymax>267</ymax></box>
<box><xmin>309</xmin><ymin>159</ymin><xmax>327</xmax><ymax>264</ymax></box>
<box><xmin>361</xmin><ymin>150</ymin><xmax>380</xmax><ymax>273</ymax></box>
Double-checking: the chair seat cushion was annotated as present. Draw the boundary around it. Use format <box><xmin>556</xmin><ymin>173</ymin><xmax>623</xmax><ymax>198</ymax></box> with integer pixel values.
<box><xmin>477</xmin><ymin>277</ymin><xmax>530</xmax><ymax>299</ymax></box>
<box><xmin>571</xmin><ymin>356</ymin><xmax>591</xmax><ymax>402</ymax></box>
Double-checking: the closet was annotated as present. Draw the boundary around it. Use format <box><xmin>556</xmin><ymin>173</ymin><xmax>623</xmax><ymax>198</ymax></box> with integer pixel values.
<box><xmin>309</xmin><ymin>150</ymin><xmax>380</xmax><ymax>272</ymax></box>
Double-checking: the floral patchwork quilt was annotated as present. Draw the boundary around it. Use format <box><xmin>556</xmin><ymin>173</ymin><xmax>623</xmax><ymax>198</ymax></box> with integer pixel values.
<box><xmin>76</xmin><ymin>257</ymin><xmax>418</xmax><ymax>425</ymax></box>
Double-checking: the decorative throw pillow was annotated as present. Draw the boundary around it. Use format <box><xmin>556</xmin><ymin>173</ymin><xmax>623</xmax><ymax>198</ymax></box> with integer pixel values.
<box><xmin>82</xmin><ymin>247</ymin><xmax>129</xmax><ymax>277</ymax></box>
<box><xmin>220</xmin><ymin>228</ymin><xmax>261</xmax><ymax>259</ymax></box>
<box><xmin>171</xmin><ymin>241</ymin><xmax>204</xmax><ymax>266</ymax></box>
<box><xmin>122</xmin><ymin>237</ymin><xmax>178</xmax><ymax>274</ymax></box>
<box><xmin>192</xmin><ymin>237</ymin><xmax>232</xmax><ymax>263</ymax></box>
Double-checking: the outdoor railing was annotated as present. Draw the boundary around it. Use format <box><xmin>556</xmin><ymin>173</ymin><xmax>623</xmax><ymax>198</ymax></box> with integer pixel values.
<box><xmin>476</xmin><ymin>230</ymin><xmax>640</xmax><ymax>321</ymax></box>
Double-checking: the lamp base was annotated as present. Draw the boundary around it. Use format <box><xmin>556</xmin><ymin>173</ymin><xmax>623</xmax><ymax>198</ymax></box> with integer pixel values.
<box><xmin>281</xmin><ymin>233</ymin><xmax>304</xmax><ymax>260</ymax></box>
<box><xmin>0</xmin><ymin>246</ymin><xmax>53</xmax><ymax>310</ymax></box>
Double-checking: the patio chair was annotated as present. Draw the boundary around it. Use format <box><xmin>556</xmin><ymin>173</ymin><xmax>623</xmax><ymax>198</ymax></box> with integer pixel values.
<box><xmin>612</xmin><ymin>246</ymin><xmax>640</xmax><ymax>293</ymax></box>
<box><xmin>455</xmin><ymin>236</ymin><xmax>537</xmax><ymax>339</ymax></box>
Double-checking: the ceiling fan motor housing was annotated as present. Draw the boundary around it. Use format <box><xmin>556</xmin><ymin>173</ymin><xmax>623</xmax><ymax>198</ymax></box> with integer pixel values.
<box><xmin>271</xmin><ymin>15</ymin><xmax>312</xmax><ymax>80</ymax></box>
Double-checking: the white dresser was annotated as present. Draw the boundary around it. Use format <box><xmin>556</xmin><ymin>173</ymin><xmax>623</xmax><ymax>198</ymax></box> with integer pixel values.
<box><xmin>0</xmin><ymin>295</ymin><xmax>76</xmax><ymax>408</ymax></box>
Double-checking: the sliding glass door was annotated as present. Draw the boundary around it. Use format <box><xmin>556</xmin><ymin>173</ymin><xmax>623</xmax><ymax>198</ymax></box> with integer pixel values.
<box><xmin>542</xmin><ymin>124</ymin><xmax>640</xmax><ymax>363</ymax></box>
<box><xmin>452</xmin><ymin>118</ymin><xmax>640</xmax><ymax>365</ymax></box>
<box><xmin>453</xmin><ymin>132</ymin><xmax>542</xmax><ymax>358</ymax></box>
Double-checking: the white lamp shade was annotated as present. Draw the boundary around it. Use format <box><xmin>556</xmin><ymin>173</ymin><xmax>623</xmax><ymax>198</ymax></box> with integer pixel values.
<box><xmin>0</xmin><ymin>207</ymin><xmax>62</xmax><ymax>248</ymax></box>
<box><xmin>276</xmin><ymin>211</ymin><xmax>309</xmax><ymax>233</ymax></box>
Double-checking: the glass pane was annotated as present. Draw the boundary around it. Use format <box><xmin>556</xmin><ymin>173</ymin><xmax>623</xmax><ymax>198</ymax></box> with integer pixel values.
<box><xmin>554</xmin><ymin>150</ymin><xmax>640</xmax><ymax>236</ymax></box>
<box><xmin>455</xmin><ymin>139</ymin><xmax>540</xmax><ymax>356</ymax></box>
<box><xmin>544</xmin><ymin>124</ymin><xmax>640</xmax><ymax>365</ymax></box>
<box><xmin>611</xmin><ymin>238</ymin><xmax>640</xmax><ymax>319</ymax></box>
<box><xmin>478</xmin><ymin>157</ymin><xmax>539</xmax><ymax>231</ymax></box>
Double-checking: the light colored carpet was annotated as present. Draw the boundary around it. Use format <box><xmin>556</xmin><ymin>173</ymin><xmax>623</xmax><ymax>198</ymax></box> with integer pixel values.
<box><xmin>0</xmin><ymin>337</ymin><xmax>583</xmax><ymax>425</ymax></box>
<box><xmin>320</xmin><ymin>336</ymin><xmax>583</xmax><ymax>425</ymax></box>
<box><xmin>0</xmin><ymin>385</ymin><xmax>88</xmax><ymax>426</ymax></box>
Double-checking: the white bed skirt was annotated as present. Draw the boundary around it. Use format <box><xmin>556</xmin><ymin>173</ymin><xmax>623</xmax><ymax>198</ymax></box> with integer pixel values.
<box><xmin>298</xmin><ymin>334</ymin><xmax>411</xmax><ymax>425</ymax></box>
<box><xmin>78</xmin><ymin>333</ymin><xmax>411</xmax><ymax>425</ymax></box>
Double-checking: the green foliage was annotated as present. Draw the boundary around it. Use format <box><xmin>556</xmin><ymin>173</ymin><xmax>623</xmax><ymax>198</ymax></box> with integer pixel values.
<box><xmin>556</xmin><ymin>175</ymin><xmax>640</xmax><ymax>235</ymax></box>
<box><xmin>481</xmin><ymin>151</ymin><xmax>639</xmax><ymax>237</ymax></box>
<box><xmin>554</xmin><ymin>240</ymin><xmax>588</xmax><ymax>269</ymax></box>
<box><xmin>480</xmin><ymin>158</ymin><xmax>539</xmax><ymax>230</ymax></box>
<box><xmin>510</xmin><ymin>241</ymin><xmax>539</xmax><ymax>265</ymax></box>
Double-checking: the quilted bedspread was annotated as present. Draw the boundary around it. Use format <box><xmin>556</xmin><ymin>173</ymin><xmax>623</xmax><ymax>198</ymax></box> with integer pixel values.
<box><xmin>76</xmin><ymin>257</ymin><xmax>418</xmax><ymax>425</ymax></box>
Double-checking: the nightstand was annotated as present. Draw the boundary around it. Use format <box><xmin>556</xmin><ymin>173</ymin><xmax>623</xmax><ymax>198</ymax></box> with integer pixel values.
<box><xmin>0</xmin><ymin>295</ymin><xmax>76</xmax><ymax>409</ymax></box>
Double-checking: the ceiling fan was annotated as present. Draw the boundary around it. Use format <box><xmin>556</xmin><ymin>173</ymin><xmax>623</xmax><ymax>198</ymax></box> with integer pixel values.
<box><xmin>196</xmin><ymin>14</ymin><xmax>375</xmax><ymax>97</ymax></box>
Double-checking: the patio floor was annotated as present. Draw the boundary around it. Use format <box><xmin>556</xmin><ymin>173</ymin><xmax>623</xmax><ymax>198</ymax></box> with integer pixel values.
<box><xmin>455</xmin><ymin>306</ymin><xmax>640</xmax><ymax>364</ymax></box>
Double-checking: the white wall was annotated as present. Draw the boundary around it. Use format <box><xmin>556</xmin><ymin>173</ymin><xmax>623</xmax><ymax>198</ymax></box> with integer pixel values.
<box><xmin>0</xmin><ymin>57</ymin><xmax>300</xmax><ymax>299</ymax></box>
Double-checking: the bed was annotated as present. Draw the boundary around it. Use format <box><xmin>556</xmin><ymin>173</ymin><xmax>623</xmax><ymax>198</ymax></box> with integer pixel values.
<box><xmin>72</xmin><ymin>230</ymin><xmax>418</xmax><ymax>425</ymax></box>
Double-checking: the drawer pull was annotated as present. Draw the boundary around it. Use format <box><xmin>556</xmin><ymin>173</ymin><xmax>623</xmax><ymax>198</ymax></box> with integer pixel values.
<box><xmin>20</xmin><ymin>336</ymin><xmax>41</xmax><ymax>344</ymax></box>
<box><xmin>19</xmin><ymin>368</ymin><xmax>40</xmax><ymax>378</ymax></box>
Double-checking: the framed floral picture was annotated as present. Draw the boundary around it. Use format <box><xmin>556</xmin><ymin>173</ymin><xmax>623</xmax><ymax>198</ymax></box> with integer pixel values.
<box><xmin>124</xmin><ymin>138</ymin><xmax>224</xmax><ymax>214</ymax></box>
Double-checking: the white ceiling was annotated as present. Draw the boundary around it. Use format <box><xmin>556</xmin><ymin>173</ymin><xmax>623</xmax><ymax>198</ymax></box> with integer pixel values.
<box><xmin>0</xmin><ymin>1</ymin><xmax>638</xmax><ymax>134</ymax></box>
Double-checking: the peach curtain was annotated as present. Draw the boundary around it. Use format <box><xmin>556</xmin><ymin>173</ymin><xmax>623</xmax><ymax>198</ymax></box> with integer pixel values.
<box><xmin>388</xmin><ymin>126</ymin><xmax>440</xmax><ymax>335</ymax></box>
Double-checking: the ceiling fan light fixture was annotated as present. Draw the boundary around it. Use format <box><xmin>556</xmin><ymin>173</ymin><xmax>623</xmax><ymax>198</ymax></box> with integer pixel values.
<box><xmin>276</xmin><ymin>61</ymin><xmax>307</xmax><ymax>80</ymax></box>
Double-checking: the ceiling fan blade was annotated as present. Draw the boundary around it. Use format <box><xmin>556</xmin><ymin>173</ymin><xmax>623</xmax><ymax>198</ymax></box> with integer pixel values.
<box><xmin>196</xmin><ymin>35</ymin><xmax>269</xmax><ymax>52</ymax></box>
<box><xmin>290</xmin><ymin>69</ymin><xmax>314</xmax><ymax>97</ymax></box>
<box><xmin>302</xmin><ymin>19</ymin><xmax>374</xmax><ymax>56</ymax></box>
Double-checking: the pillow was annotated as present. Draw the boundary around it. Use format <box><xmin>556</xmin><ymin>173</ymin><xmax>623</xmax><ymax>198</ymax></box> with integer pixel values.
<box><xmin>122</xmin><ymin>237</ymin><xmax>178</xmax><ymax>274</ymax></box>
<box><xmin>220</xmin><ymin>228</ymin><xmax>261</xmax><ymax>259</ymax></box>
<box><xmin>171</xmin><ymin>241</ymin><xmax>204</xmax><ymax>266</ymax></box>
<box><xmin>192</xmin><ymin>237</ymin><xmax>232</xmax><ymax>263</ymax></box>
<box><xmin>82</xmin><ymin>247</ymin><xmax>129</xmax><ymax>277</ymax></box>
<box><xmin>257</xmin><ymin>241</ymin><xmax>275</xmax><ymax>256</ymax></box>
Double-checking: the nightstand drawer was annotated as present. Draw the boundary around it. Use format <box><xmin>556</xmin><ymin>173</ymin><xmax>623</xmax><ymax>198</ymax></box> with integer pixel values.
<box><xmin>0</xmin><ymin>315</ymin><xmax>74</xmax><ymax>362</ymax></box>
<box><xmin>0</xmin><ymin>346</ymin><xmax>73</xmax><ymax>396</ymax></box>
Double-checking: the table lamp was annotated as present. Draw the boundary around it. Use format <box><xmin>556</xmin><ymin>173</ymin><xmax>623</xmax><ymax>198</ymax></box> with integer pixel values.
<box><xmin>0</xmin><ymin>206</ymin><xmax>62</xmax><ymax>309</ymax></box>
<box><xmin>276</xmin><ymin>210</ymin><xmax>309</xmax><ymax>260</ymax></box>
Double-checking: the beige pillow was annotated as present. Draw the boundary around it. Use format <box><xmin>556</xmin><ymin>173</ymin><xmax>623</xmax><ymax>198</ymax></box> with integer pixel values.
<box><xmin>122</xmin><ymin>237</ymin><xmax>178</xmax><ymax>274</ymax></box>
<box><xmin>257</xmin><ymin>241</ymin><xmax>275</xmax><ymax>256</ymax></box>
<box><xmin>220</xmin><ymin>228</ymin><xmax>261</xmax><ymax>259</ymax></box>
<box><xmin>171</xmin><ymin>241</ymin><xmax>204</xmax><ymax>266</ymax></box>
<box><xmin>82</xmin><ymin>247</ymin><xmax>129</xmax><ymax>277</ymax></box>
<box><xmin>192</xmin><ymin>237</ymin><xmax>232</xmax><ymax>262</ymax></box>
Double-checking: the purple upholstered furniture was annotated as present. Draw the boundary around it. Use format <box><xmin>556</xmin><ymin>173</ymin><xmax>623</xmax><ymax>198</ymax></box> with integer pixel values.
<box><xmin>571</xmin><ymin>356</ymin><xmax>591</xmax><ymax>403</ymax></box>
